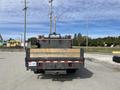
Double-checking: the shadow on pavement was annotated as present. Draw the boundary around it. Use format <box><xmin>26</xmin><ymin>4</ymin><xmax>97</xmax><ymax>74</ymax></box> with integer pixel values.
<box><xmin>37</xmin><ymin>68</ymin><xmax>93</xmax><ymax>82</ymax></box>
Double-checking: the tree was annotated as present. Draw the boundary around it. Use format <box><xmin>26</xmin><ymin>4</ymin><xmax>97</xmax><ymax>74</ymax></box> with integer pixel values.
<box><xmin>8</xmin><ymin>38</ymin><xmax>14</xmax><ymax>41</ymax></box>
<box><xmin>72</xmin><ymin>33</ymin><xmax>120</xmax><ymax>47</ymax></box>
<box><xmin>28</xmin><ymin>37</ymin><xmax>37</xmax><ymax>45</ymax></box>
<box><xmin>73</xmin><ymin>33</ymin><xmax>78</xmax><ymax>46</ymax></box>
<box><xmin>77</xmin><ymin>35</ymin><xmax>86</xmax><ymax>46</ymax></box>
<box><xmin>72</xmin><ymin>33</ymin><xmax>88</xmax><ymax>46</ymax></box>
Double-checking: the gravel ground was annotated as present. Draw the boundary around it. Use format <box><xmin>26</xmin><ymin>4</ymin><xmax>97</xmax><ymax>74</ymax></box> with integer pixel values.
<box><xmin>0</xmin><ymin>52</ymin><xmax>120</xmax><ymax>90</ymax></box>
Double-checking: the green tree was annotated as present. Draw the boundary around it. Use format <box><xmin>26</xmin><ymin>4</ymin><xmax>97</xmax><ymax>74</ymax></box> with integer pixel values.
<box><xmin>73</xmin><ymin>33</ymin><xmax>78</xmax><ymax>46</ymax></box>
<box><xmin>28</xmin><ymin>37</ymin><xmax>37</xmax><ymax>45</ymax></box>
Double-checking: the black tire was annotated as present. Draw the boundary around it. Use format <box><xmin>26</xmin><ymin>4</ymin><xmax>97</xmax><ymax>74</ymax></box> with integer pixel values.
<box><xmin>113</xmin><ymin>56</ymin><xmax>120</xmax><ymax>63</ymax></box>
<box><xmin>33</xmin><ymin>70</ymin><xmax>39</xmax><ymax>74</ymax></box>
<box><xmin>34</xmin><ymin>69</ymin><xmax>44</xmax><ymax>74</ymax></box>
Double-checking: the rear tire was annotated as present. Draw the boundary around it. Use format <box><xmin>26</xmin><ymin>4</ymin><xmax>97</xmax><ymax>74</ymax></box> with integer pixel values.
<box><xmin>34</xmin><ymin>69</ymin><xmax>44</xmax><ymax>74</ymax></box>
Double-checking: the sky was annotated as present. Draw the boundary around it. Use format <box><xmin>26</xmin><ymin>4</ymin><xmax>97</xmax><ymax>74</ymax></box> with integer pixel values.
<box><xmin>0</xmin><ymin>0</ymin><xmax>120</xmax><ymax>40</ymax></box>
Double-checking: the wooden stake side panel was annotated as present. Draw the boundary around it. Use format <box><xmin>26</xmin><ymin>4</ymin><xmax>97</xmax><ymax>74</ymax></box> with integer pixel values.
<box><xmin>30</xmin><ymin>49</ymin><xmax>80</xmax><ymax>58</ymax></box>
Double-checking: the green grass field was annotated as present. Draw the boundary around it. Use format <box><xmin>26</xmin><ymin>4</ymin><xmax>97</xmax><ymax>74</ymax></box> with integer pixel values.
<box><xmin>0</xmin><ymin>45</ymin><xmax>120</xmax><ymax>54</ymax></box>
<box><xmin>73</xmin><ymin>46</ymin><xmax>120</xmax><ymax>54</ymax></box>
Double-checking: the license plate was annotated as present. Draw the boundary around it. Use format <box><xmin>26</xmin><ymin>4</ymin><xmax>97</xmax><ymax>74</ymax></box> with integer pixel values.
<box><xmin>28</xmin><ymin>62</ymin><xmax>37</xmax><ymax>66</ymax></box>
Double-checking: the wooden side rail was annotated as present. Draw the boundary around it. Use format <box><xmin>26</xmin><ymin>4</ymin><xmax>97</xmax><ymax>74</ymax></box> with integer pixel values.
<box><xmin>30</xmin><ymin>48</ymin><xmax>81</xmax><ymax>58</ymax></box>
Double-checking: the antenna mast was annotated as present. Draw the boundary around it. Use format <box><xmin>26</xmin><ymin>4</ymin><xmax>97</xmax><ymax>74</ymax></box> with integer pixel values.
<box><xmin>49</xmin><ymin>0</ymin><xmax>53</xmax><ymax>34</ymax></box>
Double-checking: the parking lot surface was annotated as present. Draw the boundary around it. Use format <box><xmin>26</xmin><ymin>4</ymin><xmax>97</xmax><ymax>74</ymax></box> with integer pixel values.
<box><xmin>0</xmin><ymin>52</ymin><xmax>120</xmax><ymax>90</ymax></box>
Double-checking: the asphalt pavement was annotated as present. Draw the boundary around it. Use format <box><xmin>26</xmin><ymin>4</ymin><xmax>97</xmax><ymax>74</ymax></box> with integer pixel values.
<box><xmin>0</xmin><ymin>52</ymin><xmax>120</xmax><ymax>90</ymax></box>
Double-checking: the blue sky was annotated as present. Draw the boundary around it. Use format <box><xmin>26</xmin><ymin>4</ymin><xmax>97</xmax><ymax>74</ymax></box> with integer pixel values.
<box><xmin>0</xmin><ymin>0</ymin><xmax>120</xmax><ymax>40</ymax></box>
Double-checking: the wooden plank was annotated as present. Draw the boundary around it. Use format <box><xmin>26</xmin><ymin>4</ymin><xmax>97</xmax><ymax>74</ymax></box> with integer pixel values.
<box><xmin>30</xmin><ymin>48</ymin><xmax>80</xmax><ymax>53</ymax></box>
<box><xmin>30</xmin><ymin>54</ymin><xmax>80</xmax><ymax>58</ymax></box>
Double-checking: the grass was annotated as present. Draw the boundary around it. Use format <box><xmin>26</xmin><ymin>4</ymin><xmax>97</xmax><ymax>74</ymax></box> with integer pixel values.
<box><xmin>73</xmin><ymin>46</ymin><xmax>120</xmax><ymax>54</ymax></box>
<box><xmin>0</xmin><ymin>45</ymin><xmax>120</xmax><ymax>54</ymax></box>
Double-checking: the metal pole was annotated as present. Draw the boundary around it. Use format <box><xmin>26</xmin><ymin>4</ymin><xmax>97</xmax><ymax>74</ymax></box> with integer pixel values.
<box><xmin>24</xmin><ymin>0</ymin><xmax>27</xmax><ymax>50</ymax></box>
<box><xmin>86</xmin><ymin>19</ymin><xmax>89</xmax><ymax>51</ymax></box>
<box><xmin>21</xmin><ymin>33</ymin><xmax>23</xmax><ymax>43</ymax></box>
<box><xmin>0</xmin><ymin>34</ymin><xmax>3</xmax><ymax>41</ymax></box>
<box><xmin>49</xmin><ymin>0</ymin><xmax>53</xmax><ymax>34</ymax></box>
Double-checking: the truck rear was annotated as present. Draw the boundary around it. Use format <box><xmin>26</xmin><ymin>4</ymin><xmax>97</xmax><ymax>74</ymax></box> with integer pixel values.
<box><xmin>25</xmin><ymin>34</ymin><xmax>85</xmax><ymax>74</ymax></box>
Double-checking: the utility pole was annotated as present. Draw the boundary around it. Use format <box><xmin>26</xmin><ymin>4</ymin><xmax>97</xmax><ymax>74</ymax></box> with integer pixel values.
<box><xmin>23</xmin><ymin>0</ymin><xmax>28</xmax><ymax>50</ymax></box>
<box><xmin>20</xmin><ymin>33</ymin><xmax>23</xmax><ymax>43</ymax></box>
<box><xmin>86</xmin><ymin>18</ymin><xmax>89</xmax><ymax>52</ymax></box>
<box><xmin>0</xmin><ymin>34</ymin><xmax>3</xmax><ymax>41</ymax></box>
<box><xmin>49</xmin><ymin>0</ymin><xmax>53</xmax><ymax>34</ymax></box>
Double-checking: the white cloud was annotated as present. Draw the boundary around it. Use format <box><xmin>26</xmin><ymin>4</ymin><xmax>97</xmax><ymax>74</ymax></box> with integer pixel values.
<box><xmin>1</xmin><ymin>0</ymin><xmax>120</xmax><ymax>23</ymax></box>
<box><xmin>0</xmin><ymin>0</ymin><xmax>120</xmax><ymax>38</ymax></box>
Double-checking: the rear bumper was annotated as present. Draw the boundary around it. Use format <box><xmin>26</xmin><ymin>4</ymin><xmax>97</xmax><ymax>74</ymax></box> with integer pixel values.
<box><xmin>28</xmin><ymin>63</ymin><xmax>84</xmax><ymax>70</ymax></box>
<box><xmin>25</xmin><ymin>58</ymin><xmax>84</xmax><ymax>71</ymax></box>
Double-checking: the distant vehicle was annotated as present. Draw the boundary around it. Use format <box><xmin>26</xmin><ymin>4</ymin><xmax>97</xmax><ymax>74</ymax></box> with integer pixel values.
<box><xmin>7</xmin><ymin>40</ymin><xmax>21</xmax><ymax>47</ymax></box>
<box><xmin>112</xmin><ymin>51</ymin><xmax>120</xmax><ymax>63</ymax></box>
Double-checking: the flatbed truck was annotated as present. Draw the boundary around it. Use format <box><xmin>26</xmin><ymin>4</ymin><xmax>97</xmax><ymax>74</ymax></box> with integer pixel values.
<box><xmin>25</xmin><ymin>33</ymin><xmax>85</xmax><ymax>74</ymax></box>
